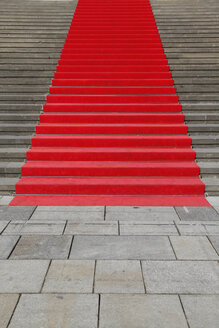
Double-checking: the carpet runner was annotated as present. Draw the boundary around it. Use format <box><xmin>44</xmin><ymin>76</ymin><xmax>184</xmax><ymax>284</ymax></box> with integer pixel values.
<box><xmin>10</xmin><ymin>0</ymin><xmax>209</xmax><ymax>206</ymax></box>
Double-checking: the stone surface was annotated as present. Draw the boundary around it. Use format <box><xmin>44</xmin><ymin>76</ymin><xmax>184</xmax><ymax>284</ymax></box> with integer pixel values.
<box><xmin>0</xmin><ymin>206</ymin><xmax>36</xmax><ymax>221</ymax></box>
<box><xmin>100</xmin><ymin>294</ymin><xmax>188</xmax><ymax>328</ymax></box>
<box><xmin>207</xmin><ymin>197</ymin><xmax>219</xmax><ymax>207</ymax></box>
<box><xmin>65</xmin><ymin>222</ymin><xmax>118</xmax><ymax>235</ymax></box>
<box><xmin>0</xmin><ymin>220</ymin><xmax>9</xmax><ymax>233</ymax></box>
<box><xmin>0</xmin><ymin>294</ymin><xmax>19</xmax><ymax>328</ymax></box>
<box><xmin>30</xmin><ymin>210</ymin><xmax>104</xmax><ymax>221</ymax></box>
<box><xmin>43</xmin><ymin>260</ymin><xmax>95</xmax><ymax>293</ymax></box>
<box><xmin>3</xmin><ymin>220</ymin><xmax>65</xmax><ymax>235</ymax></box>
<box><xmin>9</xmin><ymin>294</ymin><xmax>98</xmax><ymax>328</ymax></box>
<box><xmin>142</xmin><ymin>261</ymin><xmax>219</xmax><ymax>294</ymax></box>
<box><xmin>170</xmin><ymin>236</ymin><xmax>219</xmax><ymax>259</ymax></box>
<box><xmin>10</xmin><ymin>235</ymin><xmax>72</xmax><ymax>259</ymax></box>
<box><xmin>0</xmin><ymin>260</ymin><xmax>49</xmax><ymax>292</ymax></box>
<box><xmin>0</xmin><ymin>196</ymin><xmax>14</xmax><ymax>205</ymax></box>
<box><xmin>120</xmin><ymin>222</ymin><xmax>178</xmax><ymax>235</ymax></box>
<box><xmin>0</xmin><ymin>236</ymin><xmax>19</xmax><ymax>259</ymax></box>
<box><xmin>95</xmin><ymin>260</ymin><xmax>144</xmax><ymax>293</ymax></box>
<box><xmin>181</xmin><ymin>295</ymin><xmax>219</xmax><ymax>328</ymax></box>
<box><xmin>70</xmin><ymin>236</ymin><xmax>175</xmax><ymax>260</ymax></box>
<box><xmin>177</xmin><ymin>222</ymin><xmax>219</xmax><ymax>235</ymax></box>
<box><xmin>106</xmin><ymin>206</ymin><xmax>179</xmax><ymax>221</ymax></box>
<box><xmin>175</xmin><ymin>206</ymin><xmax>219</xmax><ymax>221</ymax></box>
<box><xmin>209</xmin><ymin>236</ymin><xmax>219</xmax><ymax>254</ymax></box>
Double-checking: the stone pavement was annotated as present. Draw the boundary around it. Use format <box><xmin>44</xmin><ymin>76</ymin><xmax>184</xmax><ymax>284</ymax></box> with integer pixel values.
<box><xmin>0</xmin><ymin>196</ymin><xmax>218</xmax><ymax>327</ymax></box>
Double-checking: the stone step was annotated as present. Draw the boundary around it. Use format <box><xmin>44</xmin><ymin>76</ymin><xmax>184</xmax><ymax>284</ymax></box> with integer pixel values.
<box><xmin>188</xmin><ymin>124</ymin><xmax>219</xmax><ymax>133</ymax></box>
<box><xmin>199</xmin><ymin>162</ymin><xmax>219</xmax><ymax>176</ymax></box>
<box><xmin>202</xmin><ymin>177</ymin><xmax>219</xmax><ymax>195</ymax></box>
<box><xmin>0</xmin><ymin>177</ymin><xmax>18</xmax><ymax>192</ymax></box>
<box><xmin>194</xmin><ymin>148</ymin><xmax>219</xmax><ymax>161</ymax></box>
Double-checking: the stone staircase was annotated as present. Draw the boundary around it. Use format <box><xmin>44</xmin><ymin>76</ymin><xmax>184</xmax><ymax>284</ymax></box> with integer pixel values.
<box><xmin>0</xmin><ymin>0</ymin><xmax>77</xmax><ymax>193</ymax></box>
<box><xmin>151</xmin><ymin>0</ymin><xmax>219</xmax><ymax>194</ymax></box>
<box><xmin>0</xmin><ymin>0</ymin><xmax>219</xmax><ymax>195</ymax></box>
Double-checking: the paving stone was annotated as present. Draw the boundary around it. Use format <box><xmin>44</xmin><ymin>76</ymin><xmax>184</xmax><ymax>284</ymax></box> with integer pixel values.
<box><xmin>9</xmin><ymin>294</ymin><xmax>98</xmax><ymax>328</ymax></box>
<box><xmin>70</xmin><ymin>236</ymin><xmax>175</xmax><ymax>260</ymax></box>
<box><xmin>120</xmin><ymin>222</ymin><xmax>178</xmax><ymax>235</ymax></box>
<box><xmin>65</xmin><ymin>222</ymin><xmax>118</xmax><ymax>235</ymax></box>
<box><xmin>30</xmin><ymin>210</ymin><xmax>104</xmax><ymax>221</ymax></box>
<box><xmin>181</xmin><ymin>295</ymin><xmax>219</xmax><ymax>328</ymax></box>
<box><xmin>42</xmin><ymin>260</ymin><xmax>95</xmax><ymax>293</ymax></box>
<box><xmin>177</xmin><ymin>222</ymin><xmax>219</xmax><ymax>235</ymax></box>
<box><xmin>0</xmin><ymin>196</ymin><xmax>14</xmax><ymax>205</ymax></box>
<box><xmin>0</xmin><ymin>236</ymin><xmax>19</xmax><ymax>259</ymax></box>
<box><xmin>170</xmin><ymin>236</ymin><xmax>219</xmax><ymax>260</ymax></box>
<box><xmin>206</xmin><ymin>197</ymin><xmax>219</xmax><ymax>207</ymax></box>
<box><xmin>95</xmin><ymin>260</ymin><xmax>144</xmax><ymax>293</ymax></box>
<box><xmin>0</xmin><ymin>220</ymin><xmax>9</xmax><ymax>233</ymax></box>
<box><xmin>100</xmin><ymin>294</ymin><xmax>188</xmax><ymax>328</ymax></box>
<box><xmin>0</xmin><ymin>294</ymin><xmax>19</xmax><ymax>328</ymax></box>
<box><xmin>106</xmin><ymin>206</ymin><xmax>179</xmax><ymax>222</ymax></box>
<box><xmin>175</xmin><ymin>206</ymin><xmax>219</xmax><ymax>221</ymax></box>
<box><xmin>142</xmin><ymin>261</ymin><xmax>219</xmax><ymax>294</ymax></box>
<box><xmin>0</xmin><ymin>206</ymin><xmax>36</xmax><ymax>220</ymax></box>
<box><xmin>214</xmin><ymin>206</ymin><xmax>219</xmax><ymax>213</ymax></box>
<box><xmin>0</xmin><ymin>260</ymin><xmax>49</xmax><ymax>292</ymax></box>
<box><xmin>10</xmin><ymin>235</ymin><xmax>72</xmax><ymax>259</ymax></box>
<box><xmin>3</xmin><ymin>220</ymin><xmax>65</xmax><ymax>235</ymax></box>
<box><xmin>208</xmin><ymin>236</ymin><xmax>219</xmax><ymax>254</ymax></box>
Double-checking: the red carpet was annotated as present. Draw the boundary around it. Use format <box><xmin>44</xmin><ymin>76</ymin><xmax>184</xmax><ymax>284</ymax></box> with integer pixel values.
<box><xmin>10</xmin><ymin>0</ymin><xmax>210</xmax><ymax>207</ymax></box>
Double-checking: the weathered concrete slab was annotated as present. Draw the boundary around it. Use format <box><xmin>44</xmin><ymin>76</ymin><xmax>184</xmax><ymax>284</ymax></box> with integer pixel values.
<box><xmin>100</xmin><ymin>295</ymin><xmax>188</xmax><ymax>328</ymax></box>
<box><xmin>170</xmin><ymin>236</ymin><xmax>219</xmax><ymax>259</ymax></box>
<box><xmin>10</xmin><ymin>235</ymin><xmax>72</xmax><ymax>259</ymax></box>
<box><xmin>95</xmin><ymin>260</ymin><xmax>144</xmax><ymax>294</ymax></box>
<box><xmin>0</xmin><ymin>260</ymin><xmax>49</xmax><ymax>292</ymax></box>
<box><xmin>142</xmin><ymin>261</ymin><xmax>219</xmax><ymax>294</ymax></box>
<box><xmin>181</xmin><ymin>295</ymin><xmax>219</xmax><ymax>328</ymax></box>
<box><xmin>43</xmin><ymin>260</ymin><xmax>95</xmax><ymax>293</ymax></box>
<box><xmin>9</xmin><ymin>294</ymin><xmax>98</xmax><ymax>328</ymax></box>
<box><xmin>70</xmin><ymin>236</ymin><xmax>175</xmax><ymax>260</ymax></box>
<box><xmin>0</xmin><ymin>294</ymin><xmax>19</xmax><ymax>328</ymax></box>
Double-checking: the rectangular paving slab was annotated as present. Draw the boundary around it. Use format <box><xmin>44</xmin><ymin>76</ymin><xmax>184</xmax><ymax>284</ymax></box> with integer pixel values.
<box><xmin>0</xmin><ymin>236</ymin><xmax>19</xmax><ymax>259</ymax></box>
<box><xmin>142</xmin><ymin>260</ymin><xmax>219</xmax><ymax>294</ymax></box>
<box><xmin>95</xmin><ymin>260</ymin><xmax>145</xmax><ymax>294</ymax></box>
<box><xmin>175</xmin><ymin>206</ymin><xmax>219</xmax><ymax>221</ymax></box>
<box><xmin>120</xmin><ymin>222</ymin><xmax>178</xmax><ymax>235</ymax></box>
<box><xmin>99</xmin><ymin>294</ymin><xmax>188</xmax><ymax>328</ymax></box>
<box><xmin>9</xmin><ymin>294</ymin><xmax>98</xmax><ymax>328</ymax></box>
<box><xmin>10</xmin><ymin>235</ymin><xmax>72</xmax><ymax>259</ymax></box>
<box><xmin>0</xmin><ymin>206</ymin><xmax>36</xmax><ymax>220</ymax></box>
<box><xmin>3</xmin><ymin>220</ymin><xmax>66</xmax><ymax>235</ymax></box>
<box><xmin>176</xmin><ymin>222</ymin><xmax>219</xmax><ymax>235</ymax></box>
<box><xmin>70</xmin><ymin>236</ymin><xmax>175</xmax><ymax>260</ymax></box>
<box><xmin>30</xmin><ymin>210</ymin><xmax>104</xmax><ymax>221</ymax></box>
<box><xmin>106</xmin><ymin>206</ymin><xmax>179</xmax><ymax>222</ymax></box>
<box><xmin>64</xmin><ymin>221</ymin><xmax>118</xmax><ymax>235</ymax></box>
<box><xmin>0</xmin><ymin>260</ymin><xmax>49</xmax><ymax>293</ymax></box>
<box><xmin>170</xmin><ymin>236</ymin><xmax>219</xmax><ymax>259</ymax></box>
<box><xmin>42</xmin><ymin>260</ymin><xmax>95</xmax><ymax>293</ymax></box>
<box><xmin>180</xmin><ymin>295</ymin><xmax>219</xmax><ymax>328</ymax></box>
<box><xmin>208</xmin><ymin>236</ymin><xmax>219</xmax><ymax>254</ymax></box>
<box><xmin>0</xmin><ymin>294</ymin><xmax>19</xmax><ymax>328</ymax></box>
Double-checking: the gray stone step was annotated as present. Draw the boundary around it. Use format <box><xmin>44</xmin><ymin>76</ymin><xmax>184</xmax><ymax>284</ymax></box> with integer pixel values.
<box><xmin>199</xmin><ymin>162</ymin><xmax>219</xmax><ymax>175</ymax></box>
<box><xmin>202</xmin><ymin>177</ymin><xmax>219</xmax><ymax>195</ymax></box>
<box><xmin>188</xmin><ymin>124</ymin><xmax>219</xmax><ymax>133</ymax></box>
<box><xmin>0</xmin><ymin>177</ymin><xmax>18</xmax><ymax>192</ymax></box>
<box><xmin>0</xmin><ymin>162</ymin><xmax>23</xmax><ymax>176</ymax></box>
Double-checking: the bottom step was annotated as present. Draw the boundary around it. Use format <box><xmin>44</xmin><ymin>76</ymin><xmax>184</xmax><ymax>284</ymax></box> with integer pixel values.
<box><xmin>9</xmin><ymin>195</ymin><xmax>210</xmax><ymax>206</ymax></box>
<box><xmin>15</xmin><ymin>177</ymin><xmax>205</xmax><ymax>195</ymax></box>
